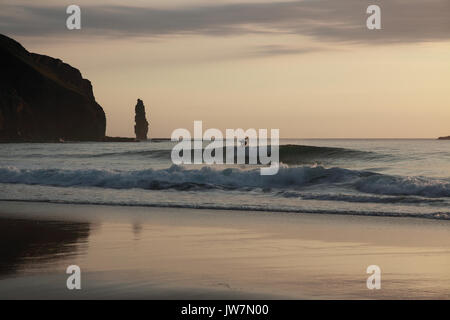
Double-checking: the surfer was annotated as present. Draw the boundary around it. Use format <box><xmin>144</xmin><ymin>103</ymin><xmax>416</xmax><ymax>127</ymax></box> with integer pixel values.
<box><xmin>240</xmin><ymin>136</ymin><xmax>249</xmax><ymax>147</ymax></box>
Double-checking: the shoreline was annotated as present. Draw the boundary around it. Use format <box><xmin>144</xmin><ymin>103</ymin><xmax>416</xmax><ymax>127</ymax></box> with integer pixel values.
<box><xmin>1</xmin><ymin>200</ymin><xmax>449</xmax><ymax>299</ymax></box>
<box><xmin>0</xmin><ymin>137</ymin><xmax>173</xmax><ymax>143</ymax></box>
<box><xmin>0</xmin><ymin>138</ymin><xmax>443</xmax><ymax>143</ymax></box>
<box><xmin>0</xmin><ymin>198</ymin><xmax>448</xmax><ymax>222</ymax></box>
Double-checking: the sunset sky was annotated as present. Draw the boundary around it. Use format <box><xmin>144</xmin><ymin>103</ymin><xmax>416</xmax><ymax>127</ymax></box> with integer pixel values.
<box><xmin>2</xmin><ymin>0</ymin><xmax>450</xmax><ymax>138</ymax></box>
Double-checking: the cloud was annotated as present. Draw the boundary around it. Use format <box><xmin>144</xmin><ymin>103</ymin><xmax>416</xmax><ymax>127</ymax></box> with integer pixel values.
<box><xmin>247</xmin><ymin>45</ymin><xmax>321</xmax><ymax>57</ymax></box>
<box><xmin>1</xmin><ymin>0</ymin><xmax>450</xmax><ymax>45</ymax></box>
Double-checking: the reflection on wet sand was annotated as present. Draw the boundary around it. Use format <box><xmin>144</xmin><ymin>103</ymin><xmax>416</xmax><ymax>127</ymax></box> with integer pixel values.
<box><xmin>0</xmin><ymin>217</ymin><xmax>91</xmax><ymax>277</ymax></box>
<box><xmin>132</xmin><ymin>221</ymin><xmax>143</xmax><ymax>240</ymax></box>
<box><xmin>1</xmin><ymin>201</ymin><xmax>449</xmax><ymax>299</ymax></box>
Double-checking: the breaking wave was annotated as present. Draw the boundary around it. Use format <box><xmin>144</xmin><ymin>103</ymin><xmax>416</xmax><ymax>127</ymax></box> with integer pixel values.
<box><xmin>0</xmin><ymin>165</ymin><xmax>449</xmax><ymax>198</ymax></box>
<box><xmin>6</xmin><ymin>144</ymin><xmax>381</xmax><ymax>164</ymax></box>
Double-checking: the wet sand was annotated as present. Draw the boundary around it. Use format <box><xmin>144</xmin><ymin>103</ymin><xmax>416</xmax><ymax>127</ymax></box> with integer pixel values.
<box><xmin>0</xmin><ymin>201</ymin><xmax>449</xmax><ymax>299</ymax></box>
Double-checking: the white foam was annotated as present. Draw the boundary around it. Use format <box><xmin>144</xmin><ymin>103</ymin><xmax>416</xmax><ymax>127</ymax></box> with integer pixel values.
<box><xmin>0</xmin><ymin>164</ymin><xmax>449</xmax><ymax>198</ymax></box>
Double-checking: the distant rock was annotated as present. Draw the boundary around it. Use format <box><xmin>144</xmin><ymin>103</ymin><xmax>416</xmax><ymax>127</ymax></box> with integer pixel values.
<box><xmin>0</xmin><ymin>34</ymin><xmax>106</xmax><ymax>142</ymax></box>
<box><xmin>134</xmin><ymin>99</ymin><xmax>149</xmax><ymax>141</ymax></box>
<box><xmin>438</xmin><ymin>136</ymin><xmax>450</xmax><ymax>140</ymax></box>
<box><xmin>104</xmin><ymin>136</ymin><xmax>138</xmax><ymax>142</ymax></box>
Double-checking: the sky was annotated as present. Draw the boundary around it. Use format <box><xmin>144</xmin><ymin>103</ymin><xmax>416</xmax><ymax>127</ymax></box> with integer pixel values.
<box><xmin>2</xmin><ymin>0</ymin><xmax>450</xmax><ymax>138</ymax></box>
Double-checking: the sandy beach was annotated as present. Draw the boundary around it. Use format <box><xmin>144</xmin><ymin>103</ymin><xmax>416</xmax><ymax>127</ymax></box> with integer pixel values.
<box><xmin>0</xmin><ymin>200</ymin><xmax>449</xmax><ymax>300</ymax></box>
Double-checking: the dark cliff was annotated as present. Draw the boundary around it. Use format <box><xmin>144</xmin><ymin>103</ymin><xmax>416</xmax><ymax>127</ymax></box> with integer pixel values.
<box><xmin>0</xmin><ymin>34</ymin><xmax>106</xmax><ymax>142</ymax></box>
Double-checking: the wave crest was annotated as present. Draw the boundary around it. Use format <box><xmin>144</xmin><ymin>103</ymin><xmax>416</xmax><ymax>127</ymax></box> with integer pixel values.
<box><xmin>6</xmin><ymin>144</ymin><xmax>381</xmax><ymax>165</ymax></box>
<box><xmin>0</xmin><ymin>165</ymin><xmax>449</xmax><ymax>198</ymax></box>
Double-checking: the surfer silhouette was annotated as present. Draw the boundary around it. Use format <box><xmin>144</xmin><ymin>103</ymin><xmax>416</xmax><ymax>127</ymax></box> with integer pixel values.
<box><xmin>241</xmin><ymin>136</ymin><xmax>249</xmax><ymax>147</ymax></box>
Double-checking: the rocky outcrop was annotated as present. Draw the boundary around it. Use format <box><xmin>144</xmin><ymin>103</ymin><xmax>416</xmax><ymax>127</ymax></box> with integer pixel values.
<box><xmin>438</xmin><ymin>136</ymin><xmax>450</xmax><ymax>140</ymax></box>
<box><xmin>104</xmin><ymin>136</ymin><xmax>138</xmax><ymax>142</ymax></box>
<box><xmin>134</xmin><ymin>99</ymin><xmax>149</xmax><ymax>141</ymax></box>
<box><xmin>0</xmin><ymin>34</ymin><xmax>106</xmax><ymax>142</ymax></box>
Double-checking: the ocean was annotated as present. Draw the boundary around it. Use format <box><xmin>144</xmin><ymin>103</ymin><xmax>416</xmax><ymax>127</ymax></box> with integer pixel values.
<box><xmin>0</xmin><ymin>139</ymin><xmax>449</xmax><ymax>220</ymax></box>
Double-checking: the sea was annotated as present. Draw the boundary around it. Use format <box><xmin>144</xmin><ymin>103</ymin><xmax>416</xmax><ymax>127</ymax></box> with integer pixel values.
<box><xmin>0</xmin><ymin>139</ymin><xmax>449</xmax><ymax>220</ymax></box>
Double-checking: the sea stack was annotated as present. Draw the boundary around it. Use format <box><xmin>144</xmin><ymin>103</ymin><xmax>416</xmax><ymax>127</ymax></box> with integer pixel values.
<box><xmin>134</xmin><ymin>99</ymin><xmax>149</xmax><ymax>141</ymax></box>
